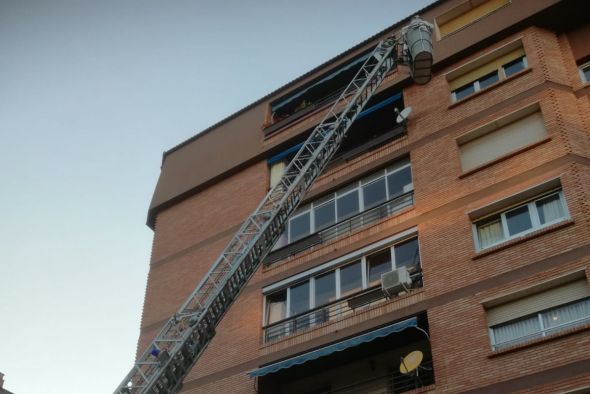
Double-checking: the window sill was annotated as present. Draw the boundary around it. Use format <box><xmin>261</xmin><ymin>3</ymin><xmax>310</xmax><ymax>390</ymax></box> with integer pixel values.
<box><xmin>458</xmin><ymin>137</ymin><xmax>552</xmax><ymax>179</ymax></box>
<box><xmin>488</xmin><ymin>321</ymin><xmax>590</xmax><ymax>358</ymax></box>
<box><xmin>472</xmin><ymin>219</ymin><xmax>575</xmax><ymax>260</ymax></box>
<box><xmin>448</xmin><ymin>67</ymin><xmax>532</xmax><ymax>109</ymax></box>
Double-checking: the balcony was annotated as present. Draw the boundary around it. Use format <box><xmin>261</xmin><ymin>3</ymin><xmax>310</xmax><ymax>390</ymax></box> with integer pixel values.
<box><xmin>263</xmin><ymin>267</ymin><xmax>423</xmax><ymax>343</ymax></box>
<box><xmin>257</xmin><ymin>313</ymin><xmax>434</xmax><ymax>394</ymax></box>
<box><xmin>265</xmin><ymin>88</ymin><xmax>345</xmax><ymax>136</ymax></box>
<box><xmin>313</xmin><ymin>361</ymin><xmax>435</xmax><ymax>394</ymax></box>
<box><xmin>264</xmin><ymin>191</ymin><xmax>414</xmax><ymax>266</ymax></box>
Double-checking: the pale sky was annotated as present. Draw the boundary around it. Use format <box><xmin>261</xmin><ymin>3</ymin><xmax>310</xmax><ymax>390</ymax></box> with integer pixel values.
<box><xmin>0</xmin><ymin>1</ymin><xmax>432</xmax><ymax>392</ymax></box>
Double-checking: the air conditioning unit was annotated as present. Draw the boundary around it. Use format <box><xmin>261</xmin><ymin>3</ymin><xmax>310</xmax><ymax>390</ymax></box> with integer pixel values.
<box><xmin>381</xmin><ymin>267</ymin><xmax>412</xmax><ymax>298</ymax></box>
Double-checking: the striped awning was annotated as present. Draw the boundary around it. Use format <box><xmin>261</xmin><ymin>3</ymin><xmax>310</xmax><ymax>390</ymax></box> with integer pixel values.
<box><xmin>248</xmin><ymin>317</ymin><xmax>417</xmax><ymax>377</ymax></box>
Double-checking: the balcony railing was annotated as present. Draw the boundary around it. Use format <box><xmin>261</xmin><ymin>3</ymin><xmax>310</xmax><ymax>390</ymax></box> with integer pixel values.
<box><xmin>313</xmin><ymin>359</ymin><xmax>435</xmax><ymax>394</ymax></box>
<box><xmin>263</xmin><ymin>268</ymin><xmax>423</xmax><ymax>343</ymax></box>
<box><xmin>265</xmin><ymin>88</ymin><xmax>345</xmax><ymax>135</ymax></box>
<box><xmin>264</xmin><ymin>191</ymin><xmax>414</xmax><ymax>266</ymax></box>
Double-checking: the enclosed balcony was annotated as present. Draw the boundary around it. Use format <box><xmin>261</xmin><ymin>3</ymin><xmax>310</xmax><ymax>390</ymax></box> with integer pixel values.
<box><xmin>265</xmin><ymin>156</ymin><xmax>413</xmax><ymax>266</ymax></box>
<box><xmin>263</xmin><ymin>235</ymin><xmax>422</xmax><ymax>343</ymax></box>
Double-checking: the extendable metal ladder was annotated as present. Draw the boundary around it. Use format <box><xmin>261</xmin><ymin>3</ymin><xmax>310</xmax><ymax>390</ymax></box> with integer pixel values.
<box><xmin>116</xmin><ymin>17</ymin><xmax>433</xmax><ymax>394</ymax></box>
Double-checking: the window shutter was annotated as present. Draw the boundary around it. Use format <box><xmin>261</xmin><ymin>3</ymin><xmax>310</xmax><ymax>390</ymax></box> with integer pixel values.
<box><xmin>487</xmin><ymin>279</ymin><xmax>590</xmax><ymax>326</ymax></box>
<box><xmin>438</xmin><ymin>0</ymin><xmax>511</xmax><ymax>38</ymax></box>
<box><xmin>269</xmin><ymin>161</ymin><xmax>286</xmax><ymax>188</ymax></box>
<box><xmin>459</xmin><ymin>111</ymin><xmax>546</xmax><ymax>171</ymax></box>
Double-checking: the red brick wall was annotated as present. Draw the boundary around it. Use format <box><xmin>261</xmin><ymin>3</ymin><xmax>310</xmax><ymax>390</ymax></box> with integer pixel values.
<box><xmin>137</xmin><ymin>24</ymin><xmax>590</xmax><ymax>393</ymax></box>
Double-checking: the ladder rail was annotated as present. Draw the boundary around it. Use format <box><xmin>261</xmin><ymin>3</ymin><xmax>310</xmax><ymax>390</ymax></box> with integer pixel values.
<box><xmin>116</xmin><ymin>33</ymin><xmax>403</xmax><ymax>394</ymax></box>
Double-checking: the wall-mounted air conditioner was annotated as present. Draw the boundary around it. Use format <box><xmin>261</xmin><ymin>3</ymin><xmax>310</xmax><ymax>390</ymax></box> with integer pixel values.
<box><xmin>381</xmin><ymin>266</ymin><xmax>412</xmax><ymax>298</ymax></box>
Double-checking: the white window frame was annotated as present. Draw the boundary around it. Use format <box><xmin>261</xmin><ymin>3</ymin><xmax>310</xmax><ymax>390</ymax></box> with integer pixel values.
<box><xmin>579</xmin><ymin>61</ymin><xmax>590</xmax><ymax>84</ymax></box>
<box><xmin>489</xmin><ymin>297</ymin><xmax>590</xmax><ymax>350</ymax></box>
<box><xmin>472</xmin><ymin>189</ymin><xmax>570</xmax><ymax>252</ymax></box>
<box><xmin>283</xmin><ymin>160</ymin><xmax>413</xmax><ymax>243</ymax></box>
<box><xmin>451</xmin><ymin>55</ymin><xmax>528</xmax><ymax>102</ymax></box>
<box><xmin>263</xmin><ymin>232</ymin><xmax>420</xmax><ymax>326</ymax></box>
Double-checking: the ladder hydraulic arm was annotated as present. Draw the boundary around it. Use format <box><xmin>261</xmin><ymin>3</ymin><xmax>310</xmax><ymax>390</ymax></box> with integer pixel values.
<box><xmin>116</xmin><ymin>16</ymin><xmax>433</xmax><ymax>394</ymax></box>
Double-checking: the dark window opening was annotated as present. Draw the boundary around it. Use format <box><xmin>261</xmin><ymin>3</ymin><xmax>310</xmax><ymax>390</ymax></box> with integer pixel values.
<box><xmin>453</xmin><ymin>83</ymin><xmax>476</xmax><ymax>101</ymax></box>
<box><xmin>478</xmin><ymin>70</ymin><xmax>500</xmax><ymax>89</ymax></box>
<box><xmin>269</xmin><ymin>52</ymin><xmax>371</xmax><ymax>125</ymax></box>
<box><xmin>334</xmin><ymin>90</ymin><xmax>404</xmax><ymax>161</ymax></box>
<box><xmin>502</xmin><ymin>56</ymin><xmax>526</xmax><ymax>77</ymax></box>
<box><xmin>258</xmin><ymin>314</ymin><xmax>434</xmax><ymax>394</ymax></box>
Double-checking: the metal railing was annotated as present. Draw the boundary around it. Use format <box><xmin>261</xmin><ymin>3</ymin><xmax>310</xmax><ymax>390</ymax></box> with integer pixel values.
<box><xmin>270</xmin><ymin>88</ymin><xmax>348</xmax><ymax>126</ymax></box>
<box><xmin>265</xmin><ymin>191</ymin><xmax>414</xmax><ymax>266</ymax></box>
<box><xmin>313</xmin><ymin>359</ymin><xmax>434</xmax><ymax>394</ymax></box>
<box><xmin>263</xmin><ymin>268</ymin><xmax>422</xmax><ymax>342</ymax></box>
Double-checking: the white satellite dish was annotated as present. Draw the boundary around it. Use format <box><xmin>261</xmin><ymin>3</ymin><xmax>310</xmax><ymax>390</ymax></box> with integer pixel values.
<box><xmin>396</xmin><ymin>106</ymin><xmax>413</xmax><ymax>124</ymax></box>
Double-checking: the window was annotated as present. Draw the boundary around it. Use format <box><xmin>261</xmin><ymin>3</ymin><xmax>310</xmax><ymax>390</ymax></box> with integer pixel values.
<box><xmin>487</xmin><ymin>279</ymin><xmax>590</xmax><ymax>350</ymax></box>
<box><xmin>289</xmin><ymin>210</ymin><xmax>311</xmax><ymax>243</ymax></box>
<box><xmin>458</xmin><ymin>104</ymin><xmax>547</xmax><ymax>172</ymax></box>
<box><xmin>450</xmin><ymin>52</ymin><xmax>527</xmax><ymax>101</ymax></box>
<box><xmin>273</xmin><ymin>159</ymin><xmax>413</xmax><ymax>248</ymax></box>
<box><xmin>580</xmin><ymin>62</ymin><xmax>590</xmax><ymax>84</ymax></box>
<box><xmin>436</xmin><ymin>0</ymin><xmax>510</xmax><ymax>39</ymax></box>
<box><xmin>263</xmin><ymin>236</ymin><xmax>421</xmax><ymax>328</ymax></box>
<box><xmin>268</xmin><ymin>144</ymin><xmax>301</xmax><ymax>188</ymax></box>
<box><xmin>473</xmin><ymin>189</ymin><xmax>569</xmax><ymax>250</ymax></box>
<box><xmin>266</xmin><ymin>290</ymin><xmax>287</xmax><ymax>325</ymax></box>
<box><xmin>269</xmin><ymin>160</ymin><xmax>287</xmax><ymax>189</ymax></box>
<box><xmin>446</xmin><ymin>40</ymin><xmax>527</xmax><ymax>103</ymax></box>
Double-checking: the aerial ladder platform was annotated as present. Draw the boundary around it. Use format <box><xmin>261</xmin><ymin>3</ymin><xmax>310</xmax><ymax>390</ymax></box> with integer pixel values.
<box><xmin>116</xmin><ymin>16</ymin><xmax>433</xmax><ymax>394</ymax></box>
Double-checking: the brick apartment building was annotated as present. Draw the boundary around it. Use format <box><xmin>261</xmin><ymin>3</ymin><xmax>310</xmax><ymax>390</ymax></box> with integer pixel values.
<box><xmin>137</xmin><ymin>0</ymin><xmax>590</xmax><ymax>392</ymax></box>
<box><xmin>0</xmin><ymin>373</ymin><xmax>14</xmax><ymax>394</ymax></box>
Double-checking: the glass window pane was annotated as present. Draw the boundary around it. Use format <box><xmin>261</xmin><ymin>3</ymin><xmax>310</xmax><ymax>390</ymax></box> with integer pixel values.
<box><xmin>336</xmin><ymin>190</ymin><xmax>359</xmax><ymax>221</ymax></box>
<box><xmin>583</xmin><ymin>65</ymin><xmax>590</xmax><ymax>82</ymax></box>
<box><xmin>541</xmin><ymin>298</ymin><xmax>590</xmax><ymax>330</ymax></box>
<box><xmin>362</xmin><ymin>177</ymin><xmax>387</xmax><ymax>209</ymax></box>
<box><xmin>314</xmin><ymin>200</ymin><xmax>335</xmax><ymax>231</ymax></box>
<box><xmin>492</xmin><ymin>315</ymin><xmax>541</xmax><ymax>348</ymax></box>
<box><xmin>477</xmin><ymin>215</ymin><xmax>504</xmax><ymax>248</ymax></box>
<box><xmin>367</xmin><ymin>249</ymin><xmax>392</xmax><ymax>284</ymax></box>
<box><xmin>340</xmin><ymin>261</ymin><xmax>362</xmax><ymax>297</ymax></box>
<box><xmin>266</xmin><ymin>290</ymin><xmax>287</xmax><ymax>324</ymax></box>
<box><xmin>478</xmin><ymin>71</ymin><xmax>499</xmax><ymax>89</ymax></box>
<box><xmin>536</xmin><ymin>193</ymin><xmax>565</xmax><ymax>225</ymax></box>
<box><xmin>505</xmin><ymin>205</ymin><xmax>533</xmax><ymax>236</ymax></box>
<box><xmin>272</xmin><ymin>227</ymin><xmax>289</xmax><ymax>250</ymax></box>
<box><xmin>394</xmin><ymin>238</ymin><xmax>420</xmax><ymax>270</ymax></box>
<box><xmin>387</xmin><ymin>166</ymin><xmax>412</xmax><ymax>198</ymax></box>
<box><xmin>503</xmin><ymin>57</ymin><xmax>526</xmax><ymax>77</ymax></box>
<box><xmin>315</xmin><ymin>272</ymin><xmax>336</xmax><ymax>306</ymax></box>
<box><xmin>290</xmin><ymin>281</ymin><xmax>310</xmax><ymax>316</ymax></box>
<box><xmin>453</xmin><ymin>83</ymin><xmax>476</xmax><ymax>101</ymax></box>
<box><xmin>289</xmin><ymin>212</ymin><xmax>311</xmax><ymax>242</ymax></box>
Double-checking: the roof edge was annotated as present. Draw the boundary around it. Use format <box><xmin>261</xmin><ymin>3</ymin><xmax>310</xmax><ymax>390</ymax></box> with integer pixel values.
<box><xmin>161</xmin><ymin>1</ymin><xmax>441</xmax><ymax>160</ymax></box>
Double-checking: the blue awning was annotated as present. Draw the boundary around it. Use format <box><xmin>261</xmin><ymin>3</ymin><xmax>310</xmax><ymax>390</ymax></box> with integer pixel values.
<box><xmin>267</xmin><ymin>142</ymin><xmax>304</xmax><ymax>165</ymax></box>
<box><xmin>248</xmin><ymin>317</ymin><xmax>417</xmax><ymax>377</ymax></box>
<box><xmin>357</xmin><ymin>92</ymin><xmax>401</xmax><ymax>120</ymax></box>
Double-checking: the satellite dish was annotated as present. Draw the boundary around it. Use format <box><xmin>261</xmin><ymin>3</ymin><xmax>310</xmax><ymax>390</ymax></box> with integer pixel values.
<box><xmin>400</xmin><ymin>350</ymin><xmax>423</xmax><ymax>374</ymax></box>
<box><xmin>396</xmin><ymin>107</ymin><xmax>413</xmax><ymax>124</ymax></box>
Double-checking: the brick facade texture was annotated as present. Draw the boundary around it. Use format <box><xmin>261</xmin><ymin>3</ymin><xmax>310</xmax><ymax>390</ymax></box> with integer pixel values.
<box><xmin>137</xmin><ymin>20</ymin><xmax>590</xmax><ymax>394</ymax></box>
